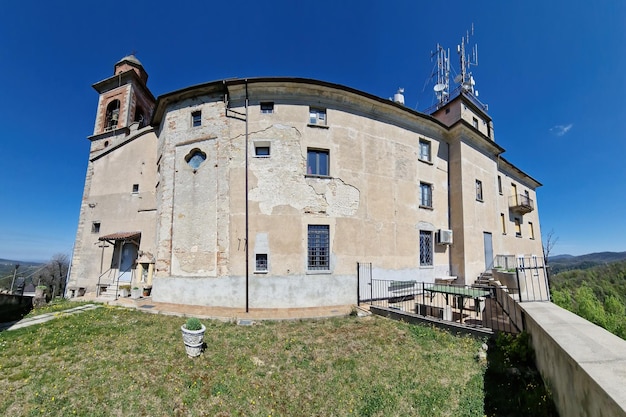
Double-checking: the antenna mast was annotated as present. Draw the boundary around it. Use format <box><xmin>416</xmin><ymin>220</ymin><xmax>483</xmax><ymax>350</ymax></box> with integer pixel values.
<box><xmin>432</xmin><ymin>44</ymin><xmax>450</xmax><ymax>106</ymax></box>
<box><xmin>457</xmin><ymin>24</ymin><xmax>479</xmax><ymax>96</ymax></box>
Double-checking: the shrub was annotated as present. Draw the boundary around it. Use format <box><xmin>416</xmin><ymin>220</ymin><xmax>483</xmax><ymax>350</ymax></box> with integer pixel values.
<box><xmin>185</xmin><ymin>317</ymin><xmax>203</xmax><ymax>331</ymax></box>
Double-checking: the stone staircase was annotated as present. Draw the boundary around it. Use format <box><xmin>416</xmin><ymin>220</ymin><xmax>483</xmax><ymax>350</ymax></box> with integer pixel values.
<box><xmin>97</xmin><ymin>283</ymin><xmax>121</xmax><ymax>299</ymax></box>
<box><xmin>474</xmin><ymin>270</ymin><xmax>507</xmax><ymax>292</ymax></box>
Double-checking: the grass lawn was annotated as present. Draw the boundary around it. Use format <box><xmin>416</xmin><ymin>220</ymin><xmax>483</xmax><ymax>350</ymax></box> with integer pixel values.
<box><xmin>0</xmin><ymin>301</ymin><xmax>486</xmax><ymax>417</ymax></box>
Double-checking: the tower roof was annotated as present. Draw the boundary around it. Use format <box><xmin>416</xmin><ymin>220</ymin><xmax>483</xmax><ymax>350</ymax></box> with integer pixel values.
<box><xmin>116</xmin><ymin>54</ymin><xmax>143</xmax><ymax>67</ymax></box>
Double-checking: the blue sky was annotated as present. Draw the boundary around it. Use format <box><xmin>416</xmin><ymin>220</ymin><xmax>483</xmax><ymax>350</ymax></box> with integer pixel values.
<box><xmin>0</xmin><ymin>0</ymin><xmax>624</xmax><ymax>261</ymax></box>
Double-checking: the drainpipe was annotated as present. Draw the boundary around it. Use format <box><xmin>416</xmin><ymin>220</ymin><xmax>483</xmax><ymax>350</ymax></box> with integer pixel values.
<box><xmin>245</xmin><ymin>80</ymin><xmax>249</xmax><ymax>313</ymax></box>
<box><xmin>446</xmin><ymin>141</ymin><xmax>453</xmax><ymax>279</ymax></box>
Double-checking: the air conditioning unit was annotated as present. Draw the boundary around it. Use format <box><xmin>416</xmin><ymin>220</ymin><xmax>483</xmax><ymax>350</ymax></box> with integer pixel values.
<box><xmin>437</xmin><ymin>229</ymin><xmax>453</xmax><ymax>245</ymax></box>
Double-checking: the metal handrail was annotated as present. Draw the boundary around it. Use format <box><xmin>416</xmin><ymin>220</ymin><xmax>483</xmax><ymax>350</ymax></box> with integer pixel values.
<box><xmin>95</xmin><ymin>268</ymin><xmax>114</xmax><ymax>297</ymax></box>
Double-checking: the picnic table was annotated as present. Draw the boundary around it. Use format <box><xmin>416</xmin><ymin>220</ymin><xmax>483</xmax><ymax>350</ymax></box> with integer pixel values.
<box><xmin>424</xmin><ymin>284</ymin><xmax>490</xmax><ymax>323</ymax></box>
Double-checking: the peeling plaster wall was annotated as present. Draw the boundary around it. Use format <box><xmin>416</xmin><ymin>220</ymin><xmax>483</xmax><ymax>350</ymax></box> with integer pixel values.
<box><xmin>155</xmin><ymin>95</ymin><xmax>230</xmax><ymax>278</ymax></box>
<box><xmin>69</xmin><ymin>129</ymin><xmax>158</xmax><ymax>291</ymax></box>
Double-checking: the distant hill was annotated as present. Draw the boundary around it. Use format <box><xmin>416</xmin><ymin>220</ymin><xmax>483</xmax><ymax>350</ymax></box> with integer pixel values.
<box><xmin>0</xmin><ymin>259</ymin><xmax>45</xmax><ymax>291</ymax></box>
<box><xmin>549</xmin><ymin>252</ymin><xmax>626</xmax><ymax>275</ymax></box>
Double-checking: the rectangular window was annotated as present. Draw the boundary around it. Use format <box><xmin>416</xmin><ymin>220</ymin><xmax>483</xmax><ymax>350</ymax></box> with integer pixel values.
<box><xmin>191</xmin><ymin>110</ymin><xmax>201</xmax><ymax>127</ymax></box>
<box><xmin>497</xmin><ymin>176</ymin><xmax>503</xmax><ymax>194</ymax></box>
<box><xmin>308</xmin><ymin>225</ymin><xmax>330</xmax><ymax>270</ymax></box>
<box><xmin>260</xmin><ymin>102</ymin><xmax>274</xmax><ymax>114</ymax></box>
<box><xmin>419</xmin><ymin>139</ymin><xmax>431</xmax><ymax>162</ymax></box>
<box><xmin>419</xmin><ymin>231</ymin><xmax>433</xmax><ymax>266</ymax></box>
<box><xmin>515</xmin><ymin>218</ymin><xmax>522</xmax><ymax>237</ymax></box>
<box><xmin>472</xmin><ymin>117</ymin><xmax>479</xmax><ymax>129</ymax></box>
<box><xmin>307</xmin><ymin>149</ymin><xmax>329</xmax><ymax>176</ymax></box>
<box><xmin>255</xmin><ymin>254</ymin><xmax>268</xmax><ymax>272</ymax></box>
<box><xmin>254</xmin><ymin>141</ymin><xmax>271</xmax><ymax>158</ymax></box>
<box><xmin>420</xmin><ymin>182</ymin><xmax>433</xmax><ymax>208</ymax></box>
<box><xmin>511</xmin><ymin>183</ymin><xmax>518</xmax><ymax>204</ymax></box>
<box><xmin>529</xmin><ymin>222</ymin><xmax>535</xmax><ymax>239</ymax></box>
<box><xmin>501</xmin><ymin>213</ymin><xmax>506</xmax><ymax>234</ymax></box>
<box><xmin>475</xmin><ymin>180</ymin><xmax>483</xmax><ymax>201</ymax></box>
<box><xmin>309</xmin><ymin>107</ymin><xmax>326</xmax><ymax>126</ymax></box>
<box><xmin>132</xmin><ymin>184</ymin><xmax>139</xmax><ymax>193</ymax></box>
<box><xmin>91</xmin><ymin>222</ymin><xmax>101</xmax><ymax>234</ymax></box>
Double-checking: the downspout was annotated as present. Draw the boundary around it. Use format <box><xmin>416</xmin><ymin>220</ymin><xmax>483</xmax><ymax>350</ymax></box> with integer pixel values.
<box><xmin>245</xmin><ymin>80</ymin><xmax>249</xmax><ymax>313</ymax></box>
<box><xmin>447</xmin><ymin>141</ymin><xmax>452</xmax><ymax>278</ymax></box>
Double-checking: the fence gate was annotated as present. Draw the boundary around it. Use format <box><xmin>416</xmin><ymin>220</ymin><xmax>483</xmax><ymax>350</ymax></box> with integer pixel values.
<box><xmin>357</xmin><ymin>262</ymin><xmax>372</xmax><ymax>305</ymax></box>
<box><xmin>516</xmin><ymin>255</ymin><xmax>551</xmax><ymax>302</ymax></box>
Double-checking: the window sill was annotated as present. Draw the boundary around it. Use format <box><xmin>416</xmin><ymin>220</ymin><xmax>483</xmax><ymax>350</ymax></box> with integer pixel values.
<box><xmin>418</xmin><ymin>158</ymin><xmax>433</xmax><ymax>165</ymax></box>
<box><xmin>419</xmin><ymin>205</ymin><xmax>434</xmax><ymax>210</ymax></box>
<box><xmin>253</xmin><ymin>270</ymin><xmax>268</xmax><ymax>274</ymax></box>
<box><xmin>419</xmin><ymin>265</ymin><xmax>434</xmax><ymax>269</ymax></box>
<box><xmin>476</xmin><ymin>198</ymin><xmax>484</xmax><ymax>203</ymax></box>
<box><xmin>253</xmin><ymin>155</ymin><xmax>271</xmax><ymax>159</ymax></box>
<box><xmin>306</xmin><ymin>270</ymin><xmax>332</xmax><ymax>275</ymax></box>
<box><xmin>305</xmin><ymin>174</ymin><xmax>332</xmax><ymax>179</ymax></box>
<box><xmin>307</xmin><ymin>123</ymin><xmax>329</xmax><ymax>129</ymax></box>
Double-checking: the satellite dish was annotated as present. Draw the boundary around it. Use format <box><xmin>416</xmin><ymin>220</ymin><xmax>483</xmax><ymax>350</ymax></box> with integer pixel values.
<box><xmin>454</xmin><ymin>74</ymin><xmax>462</xmax><ymax>84</ymax></box>
<box><xmin>434</xmin><ymin>84</ymin><xmax>446</xmax><ymax>92</ymax></box>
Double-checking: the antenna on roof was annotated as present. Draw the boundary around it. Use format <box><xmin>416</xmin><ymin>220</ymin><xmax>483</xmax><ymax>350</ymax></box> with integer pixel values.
<box><xmin>431</xmin><ymin>44</ymin><xmax>450</xmax><ymax>106</ymax></box>
<box><xmin>457</xmin><ymin>24</ymin><xmax>479</xmax><ymax>96</ymax></box>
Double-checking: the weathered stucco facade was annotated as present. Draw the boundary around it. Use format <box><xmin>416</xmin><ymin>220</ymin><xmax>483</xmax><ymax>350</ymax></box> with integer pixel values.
<box><xmin>67</xmin><ymin>56</ymin><xmax>543</xmax><ymax>308</ymax></box>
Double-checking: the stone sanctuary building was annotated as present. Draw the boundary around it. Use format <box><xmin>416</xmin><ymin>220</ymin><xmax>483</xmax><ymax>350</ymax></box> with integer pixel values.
<box><xmin>67</xmin><ymin>54</ymin><xmax>544</xmax><ymax>308</ymax></box>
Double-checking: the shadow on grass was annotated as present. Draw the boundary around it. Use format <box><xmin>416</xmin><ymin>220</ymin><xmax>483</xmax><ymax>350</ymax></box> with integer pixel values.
<box><xmin>0</xmin><ymin>303</ymin><xmax>33</xmax><ymax>331</ymax></box>
<box><xmin>484</xmin><ymin>332</ymin><xmax>559</xmax><ymax>417</ymax></box>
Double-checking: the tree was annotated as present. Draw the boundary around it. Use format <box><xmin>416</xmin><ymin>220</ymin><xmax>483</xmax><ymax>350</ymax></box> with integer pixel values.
<box><xmin>542</xmin><ymin>229</ymin><xmax>559</xmax><ymax>265</ymax></box>
<box><xmin>37</xmin><ymin>253</ymin><xmax>70</xmax><ymax>298</ymax></box>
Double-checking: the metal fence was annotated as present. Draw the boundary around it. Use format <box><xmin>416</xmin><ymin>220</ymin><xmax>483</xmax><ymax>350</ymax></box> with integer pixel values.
<box><xmin>361</xmin><ymin>279</ymin><xmax>523</xmax><ymax>334</ymax></box>
<box><xmin>493</xmin><ymin>255</ymin><xmax>551</xmax><ymax>302</ymax></box>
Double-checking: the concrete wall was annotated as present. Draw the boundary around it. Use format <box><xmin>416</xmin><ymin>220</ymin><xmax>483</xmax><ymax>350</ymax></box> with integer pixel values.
<box><xmin>521</xmin><ymin>302</ymin><xmax>626</xmax><ymax>417</ymax></box>
<box><xmin>152</xmin><ymin>274</ymin><xmax>356</xmax><ymax>309</ymax></box>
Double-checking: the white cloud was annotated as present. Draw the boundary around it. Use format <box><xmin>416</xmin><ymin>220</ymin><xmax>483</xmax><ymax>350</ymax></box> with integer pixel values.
<box><xmin>550</xmin><ymin>123</ymin><xmax>573</xmax><ymax>137</ymax></box>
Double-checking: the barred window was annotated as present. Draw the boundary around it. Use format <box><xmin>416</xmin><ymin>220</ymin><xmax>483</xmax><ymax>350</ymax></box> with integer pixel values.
<box><xmin>419</xmin><ymin>230</ymin><xmax>433</xmax><ymax>266</ymax></box>
<box><xmin>255</xmin><ymin>254</ymin><xmax>268</xmax><ymax>272</ymax></box>
<box><xmin>308</xmin><ymin>225</ymin><xmax>329</xmax><ymax>270</ymax></box>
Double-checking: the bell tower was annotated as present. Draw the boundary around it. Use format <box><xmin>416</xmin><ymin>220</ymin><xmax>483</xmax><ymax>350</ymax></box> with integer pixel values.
<box><xmin>91</xmin><ymin>55</ymin><xmax>155</xmax><ymax>136</ymax></box>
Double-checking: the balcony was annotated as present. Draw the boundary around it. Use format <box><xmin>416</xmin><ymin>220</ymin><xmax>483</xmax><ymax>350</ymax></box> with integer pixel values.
<box><xmin>509</xmin><ymin>194</ymin><xmax>534</xmax><ymax>214</ymax></box>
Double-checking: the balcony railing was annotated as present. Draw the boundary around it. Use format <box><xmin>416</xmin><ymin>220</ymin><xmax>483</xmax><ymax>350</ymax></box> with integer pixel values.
<box><xmin>509</xmin><ymin>194</ymin><xmax>534</xmax><ymax>214</ymax></box>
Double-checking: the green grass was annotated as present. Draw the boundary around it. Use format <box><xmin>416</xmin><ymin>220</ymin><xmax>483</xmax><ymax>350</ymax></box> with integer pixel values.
<box><xmin>0</xmin><ymin>305</ymin><xmax>487</xmax><ymax>417</ymax></box>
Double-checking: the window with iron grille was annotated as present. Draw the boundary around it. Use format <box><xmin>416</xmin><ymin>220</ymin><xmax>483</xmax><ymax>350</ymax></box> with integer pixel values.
<box><xmin>255</xmin><ymin>254</ymin><xmax>268</xmax><ymax>272</ymax></box>
<box><xmin>419</xmin><ymin>230</ymin><xmax>433</xmax><ymax>266</ymax></box>
<box><xmin>420</xmin><ymin>182</ymin><xmax>433</xmax><ymax>208</ymax></box>
<box><xmin>308</xmin><ymin>225</ymin><xmax>329</xmax><ymax>270</ymax></box>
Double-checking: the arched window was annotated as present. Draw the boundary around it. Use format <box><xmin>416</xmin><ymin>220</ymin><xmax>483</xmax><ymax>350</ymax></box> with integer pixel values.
<box><xmin>105</xmin><ymin>100</ymin><xmax>121</xmax><ymax>131</ymax></box>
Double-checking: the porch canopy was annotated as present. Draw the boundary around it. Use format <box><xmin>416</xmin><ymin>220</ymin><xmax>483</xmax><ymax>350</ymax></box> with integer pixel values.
<box><xmin>98</xmin><ymin>231</ymin><xmax>141</xmax><ymax>246</ymax></box>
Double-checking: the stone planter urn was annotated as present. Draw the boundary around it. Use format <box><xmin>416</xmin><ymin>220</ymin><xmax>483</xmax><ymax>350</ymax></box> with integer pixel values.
<box><xmin>131</xmin><ymin>287</ymin><xmax>141</xmax><ymax>299</ymax></box>
<box><xmin>181</xmin><ymin>318</ymin><xmax>206</xmax><ymax>358</ymax></box>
